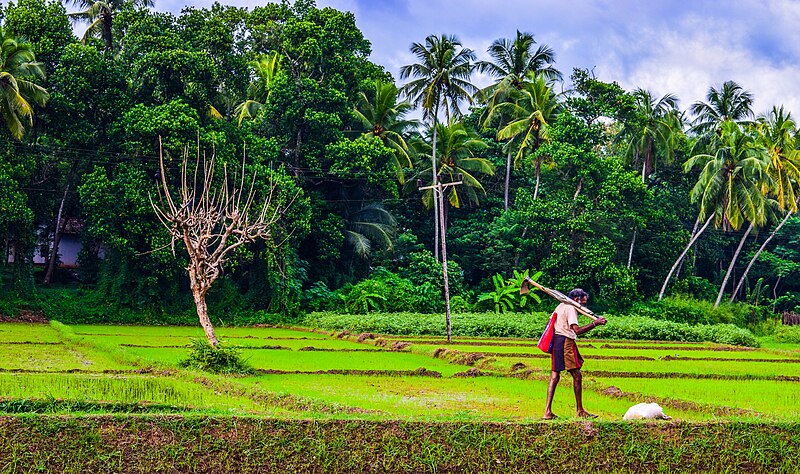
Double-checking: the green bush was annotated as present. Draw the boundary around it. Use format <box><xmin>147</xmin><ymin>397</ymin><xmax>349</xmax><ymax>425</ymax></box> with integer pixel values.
<box><xmin>591</xmin><ymin>316</ymin><xmax>759</xmax><ymax>347</ymax></box>
<box><xmin>304</xmin><ymin>311</ymin><xmax>551</xmax><ymax>338</ymax></box>
<box><xmin>31</xmin><ymin>288</ymin><xmax>197</xmax><ymax>325</ymax></box>
<box><xmin>301</xmin><ymin>281</ymin><xmax>344</xmax><ymax>312</ymax></box>
<box><xmin>670</xmin><ymin>276</ymin><xmax>718</xmax><ymax>301</ymax></box>
<box><xmin>340</xmin><ymin>268</ymin><xmax>454</xmax><ymax>314</ymax></box>
<box><xmin>773</xmin><ymin>326</ymin><xmax>800</xmax><ymax>344</ymax></box>
<box><xmin>632</xmin><ymin>296</ymin><xmax>763</xmax><ymax>327</ymax></box>
<box><xmin>179</xmin><ymin>339</ymin><xmax>254</xmax><ymax>374</ymax></box>
<box><xmin>303</xmin><ymin>312</ymin><xmax>760</xmax><ymax>346</ymax></box>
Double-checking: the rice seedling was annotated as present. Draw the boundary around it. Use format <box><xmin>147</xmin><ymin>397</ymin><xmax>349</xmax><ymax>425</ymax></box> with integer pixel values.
<box><xmin>595</xmin><ymin>377</ymin><xmax>800</xmax><ymax>419</ymax></box>
<box><xmin>0</xmin><ymin>323</ymin><xmax>62</xmax><ymax>343</ymax></box>
<box><xmin>0</xmin><ymin>343</ymin><xmax>126</xmax><ymax>372</ymax></box>
<box><xmin>0</xmin><ymin>373</ymin><xmax>262</xmax><ymax>413</ymax></box>
<box><xmin>240</xmin><ymin>373</ymin><xmax>707</xmax><ymax>421</ymax></box>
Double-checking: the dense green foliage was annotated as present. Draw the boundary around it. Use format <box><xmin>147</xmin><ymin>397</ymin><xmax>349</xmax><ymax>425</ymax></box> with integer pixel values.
<box><xmin>304</xmin><ymin>311</ymin><xmax>760</xmax><ymax>346</ymax></box>
<box><xmin>0</xmin><ymin>0</ymin><xmax>799</xmax><ymax>329</ymax></box>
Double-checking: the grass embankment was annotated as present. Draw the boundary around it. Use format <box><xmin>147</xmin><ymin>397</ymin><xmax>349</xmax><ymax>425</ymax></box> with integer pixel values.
<box><xmin>1</xmin><ymin>417</ymin><xmax>799</xmax><ymax>473</ymax></box>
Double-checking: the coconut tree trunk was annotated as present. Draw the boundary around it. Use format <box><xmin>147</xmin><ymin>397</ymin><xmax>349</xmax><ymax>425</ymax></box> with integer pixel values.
<box><xmin>659</xmin><ymin>215</ymin><xmax>714</xmax><ymax>300</ymax></box>
<box><xmin>627</xmin><ymin>230</ymin><xmax>637</xmax><ymax>269</ymax></box>
<box><xmin>573</xmin><ymin>178</ymin><xmax>583</xmax><ymax>201</ymax></box>
<box><xmin>504</xmin><ymin>150</ymin><xmax>512</xmax><ymax>210</ymax></box>
<box><xmin>641</xmin><ymin>158</ymin><xmax>647</xmax><ymax>182</ymax></box>
<box><xmin>714</xmin><ymin>222</ymin><xmax>754</xmax><ymax>308</ymax></box>
<box><xmin>431</xmin><ymin>104</ymin><xmax>440</xmax><ymax>261</ymax></box>
<box><xmin>101</xmin><ymin>9</ymin><xmax>113</xmax><ymax>52</ymax></box>
<box><xmin>533</xmin><ymin>156</ymin><xmax>542</xmax><ymax>200</ymax></box>
<box><xmin>730</xmin><ymin>207</ymin><xmax>796</xmax><ymax>303</ymax></box>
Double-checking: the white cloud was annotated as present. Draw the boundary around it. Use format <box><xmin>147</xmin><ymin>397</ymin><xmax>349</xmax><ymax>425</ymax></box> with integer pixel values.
<box><xmin>151</xmin><ymin>0</ymin><xmax>800</xmax><ymax>116</ymax></box>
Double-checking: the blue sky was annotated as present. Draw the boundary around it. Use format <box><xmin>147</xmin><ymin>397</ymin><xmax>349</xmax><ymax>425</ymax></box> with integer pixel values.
<box><xmin>157</xmin><ymin>0</ymin><xmax>800</xmax><ymax>117</ymax></box>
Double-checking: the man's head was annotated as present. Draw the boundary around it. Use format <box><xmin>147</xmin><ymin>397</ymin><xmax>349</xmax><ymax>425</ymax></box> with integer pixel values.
<box><xmin>568</xmin><ymin>288</ymin><xmax>589</xmax><ymax>304</ymax></box>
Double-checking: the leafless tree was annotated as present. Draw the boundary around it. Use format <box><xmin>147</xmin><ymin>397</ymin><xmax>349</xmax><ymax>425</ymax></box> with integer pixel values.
<box><xmin>150</xmin><ymin>137</ymin><xmax>296</xmax><ymax>347</ymax></box>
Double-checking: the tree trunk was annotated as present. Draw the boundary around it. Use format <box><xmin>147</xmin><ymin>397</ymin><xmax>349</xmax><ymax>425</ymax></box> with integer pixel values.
<box><xmin>641</xmin><ymin>158</ymin><xmax>647</xmax><ymax>182</ymax></box>
<box><xmin>44</xmin><ymin>162</ymin><xmax>77</xmax><ymax>285</ymax></box>
<box><xmin>431</xmin><ymin>104</ymin><xmax>440</xmax><ymax>262</ymax></box>
<box><xmin>573</xmin><ymin>177</ymin><xmax>583</xmax><ymax>201</ymax></box>
<box><xmin>533</xmin><ymin>156</ymin><xmax>542</xmax><ymax>200</ymax></box>
<box><xmin>715</xmin><ymin>222</ymin><xmax>753</xmax><ymax>308</ymax></box>
<box><xmin>437</xmin><ymin>180</ymin><xmax>452</xmax><ymax>343</ymax></box>
<box><xmin>504</xmin><ymin>150</ymin><xmax>512</xmax><ymax>210</ymax></box>
<box><xmin>101</xmin><ymin>9</ymin><xmax>113</xmax><ymax>52</ymax></box>
<box><xmin>658</xmin><ymin>215</ymin><xmax>714</xmax><ymax>300</ymax></box>
<box><xmin>191</xmin><ymin>286</ymin><xmax>219</xmax><ymax>347</ymax></box>
<box><xmin>730</xmin><ymin>208</ymin><xmax>796</xmax><ymax>303</ymax></box>
<box><xmin>627</xmin><ymin>230</ymin><xmax>637</xmax><ymax>269</ymax></box>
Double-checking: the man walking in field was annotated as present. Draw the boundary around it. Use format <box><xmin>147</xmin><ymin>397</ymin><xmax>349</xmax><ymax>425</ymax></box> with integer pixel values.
<box><xmin>543</xmin><ymin>288</ymin><xmax>606</xmax><ymax>420</ymax></box>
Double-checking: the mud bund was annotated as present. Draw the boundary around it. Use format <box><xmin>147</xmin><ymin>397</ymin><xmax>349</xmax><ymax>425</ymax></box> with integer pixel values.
<box><xmin>1</xmin><ymin>416</ymin><xmax>799</xmax><ymax>473</ymax></box>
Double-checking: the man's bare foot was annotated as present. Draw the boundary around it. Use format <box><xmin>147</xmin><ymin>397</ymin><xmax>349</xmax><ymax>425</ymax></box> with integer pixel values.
<box><xmin>577</xmin><ymin>410</ymin><xmax>598</xmax><ymax>419</ymax></box>
<box><xmin>542</xmin><ymin>413</ymin><xmax>559</xmax><ymax>420</ymax></box>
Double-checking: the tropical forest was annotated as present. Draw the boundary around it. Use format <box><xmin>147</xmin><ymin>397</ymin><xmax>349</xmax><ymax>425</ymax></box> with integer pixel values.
<box><xmin>2</xmin><ymin>1</ymin><xmax>800</xmax><ymax>470</ymax></box>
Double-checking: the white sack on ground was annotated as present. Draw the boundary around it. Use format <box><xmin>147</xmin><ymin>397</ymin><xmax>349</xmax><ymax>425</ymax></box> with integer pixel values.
<box><xmin>623</xmin><ymin>402</ymin><xmax>672</xmax><ymax>420</ymax></box>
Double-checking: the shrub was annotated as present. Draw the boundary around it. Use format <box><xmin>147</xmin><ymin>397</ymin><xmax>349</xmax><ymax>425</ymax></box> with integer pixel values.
<box><xmin>632</xmin><ymin>296</ymin><xmax>762</xmax><ymax>327</ymax></box>
<box><xmin>304</xmin><ymin>311</ymin><xmax>551</xmax><ymax>338</ymax></box>
<box><xmin>773</xmin><ymin>326</ymin><xmax>800</xmax><ymax>344</ymax></box>
<box><xmin>31</xmin><ymin>288</ymin><xmax>197</xmax><ymax>325</ymax></box>
<box><xmin>592</xmin><ymin>316</ymin><xmax>759</xmax><ymax>347</ymax></box>
<box><xmin>302</xmin><ymin>281</ymin><xmax>344</xmax><ymax>312</ymax></box>
<box><xmin>344</xmin><ymin>280</ymin><xmax>387</xmax><ymax>313</ymax></box>
<box><xmin>303</xmin><ymin>312</ymin><xmax>760</xmax><ymax>346</ymax></box>
<box><xmin>598</xmin><ymin>264</ymin><xmax>639</xmax><ymax>310</ymax></box>
<box><xmin>341</xmin><ymin>269</ymin><xmax>453</xmax><ymax>314</ymax></box>
<box><xmin>398</xmin><ymin>251</ymin><xmax>465</xmax><ymax>297</ymax></box>
<box><xmin>670</xmin><ymin>276</ymin><xmax>718</xmax><ymax>301</ymax></box>
<box><xmin>179</xmin><ymin>339</ymin><xmax>254</xmax><ymax>374</ymax></box>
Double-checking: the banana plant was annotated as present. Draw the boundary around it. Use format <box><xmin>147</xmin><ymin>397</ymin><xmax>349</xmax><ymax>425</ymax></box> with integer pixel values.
<box><xmin>507</xmin><ymin>269</ymin><xmax>543</xmax><ymax>308</ymax></box>
<box><xmin>478</xmin><ymin>269</ymin><xmax>543</xmax><ymax>313</ymax></box>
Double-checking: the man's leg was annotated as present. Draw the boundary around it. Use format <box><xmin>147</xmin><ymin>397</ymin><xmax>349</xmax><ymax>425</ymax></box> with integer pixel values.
<box><xmin>543</xmin><ymin>370</ymin><xmax>560</xmax><ymax>419</ymax></box>
<box><xmin>569</xmin><ymin>369</ymin><xmax>596</xmax><ymax>418</ymax></box>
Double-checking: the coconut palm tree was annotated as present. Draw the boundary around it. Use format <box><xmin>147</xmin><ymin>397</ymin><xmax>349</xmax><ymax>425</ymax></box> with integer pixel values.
<box><xmin>400</xmin><ymin>34</ymin><xmax>476</xmax><ymax>261</ymax></box>
<box><xmin>659</xmin><ymin>121</ymin><xmax>771</xmax><ymax>301</ymax></box>
<box><xmin>67</xmin><ymin>0</ymin><xmax>155</xmax><ymax>52</ymax></box>
<box><xmin>476</xmin><ymin>31</ymin><xmax>560</xmax><ymax>209</ymax></box>
<box><xmin>614</xmin><ymin>89</ymin><xmax>682</xmax><ymax>267</ymax></box>
<box><xmin>407</xmin><ymin>121</ymin><xmax>495</xmax><ymax>213</ymax></box>
<box><xmin>476</xmin><ymin>30</ymin><xmax>561</xmax><ymax>107</ymax></box>
<box><xmin>616</xmin><ymin>89</ymin><xmax>682</xmax><ymax>181</ymax></box>
<box><xmin>345</xmin><ymin>203</ymin><xmax>397</xmax><ymax>259</ymax></box>
<box><xmin>491</xmin><ymin>75</ymin><xmax>561</xmax><ymax>200</ymax></box>
<box><xmin>730</xmin><ymin>107</ymin><xmax>800</xmax><ymax>301</ymax></box>
<box><xmin>689</xmin><ymin>80</ymin><xmax>754</xmax><ymax>139</ymax></box>
<box><xmin>233</xmin><ymin>52</ymin><xmax>281</xmax><ymax>126</ymax></box>
<box><xmin>352</xmin><ymin>79</ymin><xmax>418</xmax><ymax>183</ymax></box>
<box><xmin>0</xmin><ymin>27</ymin><xmax>49</xmax><ymax>141</ymax></box>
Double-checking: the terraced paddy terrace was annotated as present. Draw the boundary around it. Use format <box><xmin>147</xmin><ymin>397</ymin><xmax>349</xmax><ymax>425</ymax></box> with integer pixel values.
<box><xmin>2</xmin><ymin>322</ymin><xmax>799</xmax><ymax>421</ymax></box>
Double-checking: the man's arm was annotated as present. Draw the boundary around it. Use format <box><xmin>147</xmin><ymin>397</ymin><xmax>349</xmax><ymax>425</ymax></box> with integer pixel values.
<box><xmin>571</xmin><ymin>317</ymin><xmax>606</xmax><ymax>336</ymax></box>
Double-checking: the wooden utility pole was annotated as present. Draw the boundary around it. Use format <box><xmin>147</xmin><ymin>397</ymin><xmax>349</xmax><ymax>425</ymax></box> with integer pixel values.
<box><xmin>418</xmin><ymin>175</ymin><xmax>462</xmax><ymax>343</ymax></box>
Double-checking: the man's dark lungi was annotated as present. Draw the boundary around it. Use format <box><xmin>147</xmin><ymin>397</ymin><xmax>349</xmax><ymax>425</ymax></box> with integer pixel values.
<box><xmin>551</xmin><ymin>334</ymin><xmax>584</xmax><ymax>372</ymax></box>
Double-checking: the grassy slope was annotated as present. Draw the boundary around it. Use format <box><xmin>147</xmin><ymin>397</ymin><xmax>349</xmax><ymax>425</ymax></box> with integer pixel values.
<box><xmin>1</xmin><ymin>416</ymin><xmax>799</xmax><ymax>473</ymax></box>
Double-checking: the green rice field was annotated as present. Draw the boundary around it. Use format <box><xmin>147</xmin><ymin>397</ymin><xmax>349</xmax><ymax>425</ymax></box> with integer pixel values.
<box><xmin>1</xmin><ymin>321</ymin><xmax>799</xmax><ymax>421</ymax></box>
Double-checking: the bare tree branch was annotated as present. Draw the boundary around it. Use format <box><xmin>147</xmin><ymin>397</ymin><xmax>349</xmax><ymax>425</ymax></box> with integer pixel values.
<box><xmin>150</xmin><ymin>136</ymin><xmax>298</xmax><ymax>347</ymax></box>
